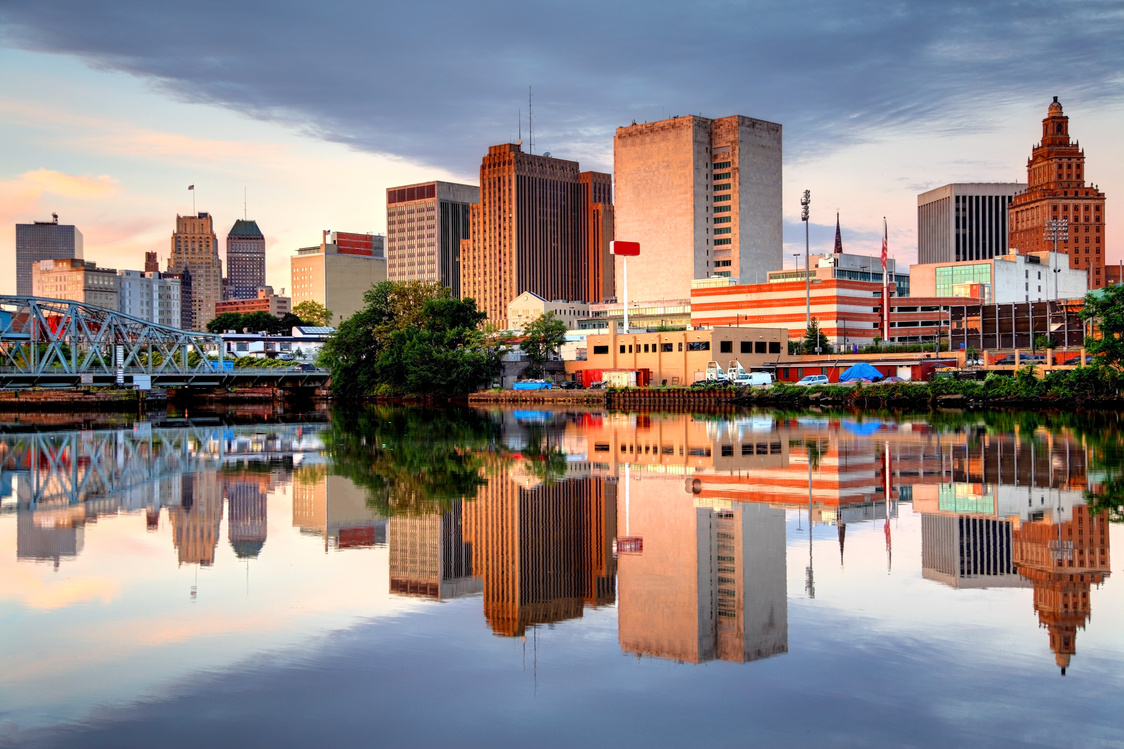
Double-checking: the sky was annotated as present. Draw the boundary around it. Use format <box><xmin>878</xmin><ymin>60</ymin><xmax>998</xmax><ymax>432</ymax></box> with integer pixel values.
<box><xmin>1</xmin><ymin>0</ymin><xmax>1122</xmax><ymax>296</ymax></box>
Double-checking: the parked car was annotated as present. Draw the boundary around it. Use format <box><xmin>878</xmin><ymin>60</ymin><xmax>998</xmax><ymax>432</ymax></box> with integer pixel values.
<box><xmin>559</xmin><ymin>380</ymin><xmax>583</xmax><ymax>389</ymax></box>
<box><xmin>588</xmin><ymin>380</ymin><xmax>606</xmax><ymax>389</ymax></box>
<box><xmin>965</xmin><ymin>357</ymin><xmax>984</xmax><ymax>367</ymax></box>
<box><xmin>881</xmin><ymin>376</ymin><xmax>904</xmax><ymax>384</ymax></box>
<box><xmin>742</xmin><ymin>371</ymin><xmax>774</xmax><ymax>387</ymax></box>
<box><xmin>296</xmin><ymin>363</ymin><xmax>318</xmax><ymax>372</ymax></box>
<box><xmin>794</xmin><ymin>374</ymin><xmax>830</xmax><ymax>387</ymax></box>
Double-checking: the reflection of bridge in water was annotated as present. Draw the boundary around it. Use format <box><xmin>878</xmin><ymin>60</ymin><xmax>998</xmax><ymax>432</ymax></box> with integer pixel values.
<box><xmin>0</xmin><ymin>424</ymin><xmax>326</xmax><ymax>508</ymax></box>
<box><xmin>0</xmin><ymin>296</ymin><xmax>328</xmax><ymax>390</ymax></box>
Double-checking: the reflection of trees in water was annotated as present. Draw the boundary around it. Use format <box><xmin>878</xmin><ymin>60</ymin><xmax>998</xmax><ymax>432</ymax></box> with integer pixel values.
<box><xmin>324</xmin><ymin>406</ymin><xmax>503</xmax><ymax>517</ymax></box>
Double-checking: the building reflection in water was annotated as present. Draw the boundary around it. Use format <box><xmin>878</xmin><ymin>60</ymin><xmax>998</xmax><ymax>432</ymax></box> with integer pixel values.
<box><xmin>915</xmin><ymin>428</ymin><xmax>1111</xmax><ymax>672</ymax></box>
<box><xmin>292</xmin><ymin>471</ymin><xmax>386</xmax><ymax>551</ymax></box>
<box><xmin>460</xmin><ymin>463</ymin><xmax>616</xmax><ymax>637</ymax></box>
<box><xmin>388</xmin><ymin>500</ymin><xmax>482</xmax><ymax>600</ymax></box>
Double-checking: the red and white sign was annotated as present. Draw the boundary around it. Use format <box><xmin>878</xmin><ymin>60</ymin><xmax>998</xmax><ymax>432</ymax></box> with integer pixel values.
<box><xmin>611</xmin><ymin>240</ymin><xmax>640</xmax><ymax>256</ymax></box>
<box><xmin>615</xmin><ymin>537</ymin><xmax>643</xmax><ymax>554</ymax></box>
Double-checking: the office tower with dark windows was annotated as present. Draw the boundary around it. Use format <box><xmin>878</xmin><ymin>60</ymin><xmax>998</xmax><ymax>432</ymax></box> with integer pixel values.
<box><xmin>225</xmin><ymin>219</ymin><xmax>266</xmax><ymax>300</ymax></box>
<box><xmin>459</xmin><ymin>143</ymin><xmax>614</xmax><ymax>329</ymax></box>
<box><xmin>168</xmin><ymin>213</ymin><xmax>222</xmax><ymax>330</ymax></box>
<box><xmin>387</xmin><ymin>181</ymin><xmax>479</xmax><ymax>298</ymax></box>
<box><xmin>15</xmin><ymin>214</ymin><xmax>83</xmax><ymax>296</ymax></box>
<box><xmin>613</xmin><ymin>115</ymin><xmax>782</xmax><ymax>302</ymax></box>
<box><xmin>917</xmin><ymin>183</ymin><xmax>1025</xmax><ymax>265</ymax></box>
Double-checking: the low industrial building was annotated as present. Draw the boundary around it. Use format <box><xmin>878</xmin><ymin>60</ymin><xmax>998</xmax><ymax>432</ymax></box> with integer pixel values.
<box><xmin>506</xmin><ymin>292</ymin><xmax>589</xmax><ymax>332</ymax></box>
<box><xmin>215</xmin><ymin>287</ymin><xmax>292</xmax><ymax>319</ymax></box>
<box><xmin>581</xmin><ymin>327</ymin><xmax>786</xmax><ymax>386</ymax></box>
<box><xmin>291</xmin><ymin>230</ymin><xmax>387</xmax><ymax>326</ymax></box>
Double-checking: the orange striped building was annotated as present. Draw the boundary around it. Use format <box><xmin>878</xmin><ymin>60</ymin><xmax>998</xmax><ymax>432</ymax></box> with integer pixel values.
<box><xmin>691</xmin><ymin>278</ymin><xmax>980</xmax><ymax>348</ymax></box>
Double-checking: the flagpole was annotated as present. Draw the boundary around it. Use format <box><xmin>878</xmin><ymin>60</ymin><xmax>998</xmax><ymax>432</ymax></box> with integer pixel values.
<box><xmin>882</xmin><ymin>218</ymin><xmax>889</xmax><ymax>343</ymax></box>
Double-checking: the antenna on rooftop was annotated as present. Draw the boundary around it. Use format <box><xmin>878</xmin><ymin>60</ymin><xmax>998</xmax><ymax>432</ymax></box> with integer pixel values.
<box><xmin>528</xmin><ymin>85</ymin><xmax>534</xmax><ymax>155</ymax></box>
<box><xmin>518</xmin><ymin>108</ymin><xmax>522</xmax><ymax>146</ymax></box>
<box><xmin>243</xmin><ymin>187</ymin><xmax>247</xmax><ymax>220</ymax></box>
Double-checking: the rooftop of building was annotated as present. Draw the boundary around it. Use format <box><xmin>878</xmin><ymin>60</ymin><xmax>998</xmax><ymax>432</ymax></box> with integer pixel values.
<box><xmin>227</xmin><ymin>219</ymin><xmax>264</xmax><ymax>238</ymax></box>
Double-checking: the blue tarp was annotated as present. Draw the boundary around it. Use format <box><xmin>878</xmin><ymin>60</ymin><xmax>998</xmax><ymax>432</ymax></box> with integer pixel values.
<box><xmin>842</xmin><ymin>420</ymin><xmax>883</xmax><ymax>436</ymax></box>
<box><xmin>839</xmin><ymin>362</ymin><xmax>884</xmax><ymax>382</ymax></box>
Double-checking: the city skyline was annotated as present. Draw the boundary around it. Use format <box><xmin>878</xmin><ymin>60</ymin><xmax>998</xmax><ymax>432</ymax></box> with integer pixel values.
<box><xmin>1</xmin><ymin>4</ymin><xmax>1121</xmax><ymax>297</ymax></box>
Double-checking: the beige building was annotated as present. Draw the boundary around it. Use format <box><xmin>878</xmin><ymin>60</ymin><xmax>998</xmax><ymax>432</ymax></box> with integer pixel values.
<box><xmin>291</xmin><ymin>234</ymin><xmax>388</xmax><ymax>326</ymax></box>
<box><xmin>292</xmin><ymin>470</ymin><xmax>386</xmax><ymax>550</ymax></box>
<box><xmin>386</xmin><ymin>181</ymin><xmax>479</xmax><ymax>297</ymax></box>
<box><xmin>506</xmin><ymin>291</ymin><xmax>589</xmax><ymax>332</ymax></box>
<box><xmin>32</xmin><ymin>258</ymin><xmax>119</xmax><ymax>309</ymax></box>
<box><xmin>214</xmin><ymin>287</ymin><xmax>292</xmax><ymax>319</ymax></box>
<box><xmin>582</xmin><ymin>327</ymin><xmax>785</xmax><ymax>386</ymax></box>
<box><xmin>613</xmin><ymin>115</ymin><xmax>782</xmax><ymax>303</ymax></box>
<box><xmin>169</xmin><ymin>212</ymin><xmax>223</xmax><ymax>330</ymax></box>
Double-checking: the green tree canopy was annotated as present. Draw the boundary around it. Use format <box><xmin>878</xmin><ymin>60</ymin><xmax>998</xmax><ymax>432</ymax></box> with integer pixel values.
<box><xmin>803</xmin><ymin>317</ymin><xmax>830</xmax><ymax>355</ymax></box>
<box><xmin>520</xmin><ymin>312</ymin><xmax>568</xmax><ymax>378</ymax></box>
<box><xmin>206</xmin><ymin>312</ymin><xmax>244</xmax><ymax>334</ymax></box>
<box><xmin>1081</xmin><ymin>285</ymin><xmax>1124</xmax><ymax>366</ymax></box>
<box><xmin>319</xmin><ymin>280</ymin><xmax>501</xmax><ymax>397</ymax></box>
<box><xmin>293</xmin><ymin>300</ymin><xmax>333</xmax><ymax>327</ymax></box>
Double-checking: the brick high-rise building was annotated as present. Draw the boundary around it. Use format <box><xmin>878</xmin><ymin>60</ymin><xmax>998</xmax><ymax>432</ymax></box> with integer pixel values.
<box><xmin>459</xmin><ymin>143</ymin><xmax>614</xmax><ymax>329</ymax></box>
<box><xmin>386</xmin><ymin>181</ymin><xmax>478</xmax><ymax>297</ymax></box>
<box><xmin>225</xmin><ymin>219</ymin><xmax>266</xmax><ymax>300</ymax></box>
<box><xmin>613</xmin><ymin>115</ymin><xmax>782</xmax><ymax>304</ymax></box>
<box><xmin>168</xmin><ymin>213</ymin><xmax>223</xmax><ymax>330</ymax></box>
<box><xmin>1009</xmin><ymin>98</ymin><xmax>1107</xmax><ymax>288</ymax></box>
<box><xmin>15</xmin><ymin>214</ymin><xmax>83</xmax><ymax>296</ymax></box>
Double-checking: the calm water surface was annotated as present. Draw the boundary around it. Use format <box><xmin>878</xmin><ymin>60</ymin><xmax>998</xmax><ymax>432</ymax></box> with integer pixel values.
<box><xmin>1</xmin><ymin>407</ymin><xmax>1122</xmax><ymax>748</ymax></box>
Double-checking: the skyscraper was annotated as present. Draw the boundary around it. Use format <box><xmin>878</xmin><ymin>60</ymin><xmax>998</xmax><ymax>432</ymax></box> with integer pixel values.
<box><xmin>386</xmin><ymin>181</ymin><xmax>479</xmax><ymax>297</ymax></box>
<box><xmin>15</xmin><ymin>214</ymin><xmax>83</xmax><ymax>296</ymax></box>
<box><xmin>613</xmin><ymin>115</ymin><xmax>782</xmax><ymax>302</ymax></box>
<box><xmin>459</xmin><ymin>143</ymin><xmax>614</xmax><ymax>329</ymax></box>
<box><xmin>917</xmin><ymin>183</ymin><xmax>1026</xmax><ymax>264</ymax></box>
<box><xmin>1009</xmin><ymin>97</ymin><xmax>1107</xmax><ymax>288</ymax></box>
<box><xmin>225</xmin><ymin>219</ymin><xmax>266</xmax><ymax>300</ymax></box>
<box><xmin>168</xmin><ymin>213</ymin><xmax>223</xmax><ymax>330</ymax></box>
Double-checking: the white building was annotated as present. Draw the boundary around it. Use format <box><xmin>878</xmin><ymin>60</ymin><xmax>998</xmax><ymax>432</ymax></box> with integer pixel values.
<box><xmin>910</xmin><ymin>251</ymin><xmax>1086</xmax><ymax>304</ymax></box>
<box><xmin>917</xmin><ymin>183</ymin><xmax>1026</xmax><ymax>265</ymax></box>
<box><xmin>117</xmin><ymin>270</ymin><xmax>182</xmax><ymax>327</ymax></box>
<box><xmin>221</xmin><ymin>326</ymin><xmax>334</xmax><ymax>362</ymax></box>
<box><xmin>506</xmin><ymin>291</ymin><xmax>589</xmax><ymax>332</ymax></box>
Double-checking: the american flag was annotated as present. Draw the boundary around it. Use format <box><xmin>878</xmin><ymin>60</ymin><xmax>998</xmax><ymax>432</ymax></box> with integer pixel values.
<box><xmin>188</xmin><ymin>185</ymin><xmax>194</xmax><ymax>190</ymax></box>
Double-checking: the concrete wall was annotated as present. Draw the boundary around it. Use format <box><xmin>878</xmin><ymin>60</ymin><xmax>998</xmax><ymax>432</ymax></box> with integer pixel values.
<box><xmin>731</xmin><ymin>116</ymin><xmax>783</xmax><ymax>285</ymax></box>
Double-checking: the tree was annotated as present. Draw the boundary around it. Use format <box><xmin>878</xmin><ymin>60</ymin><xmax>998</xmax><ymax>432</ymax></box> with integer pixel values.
<box><xmin>1080</xmin><ymin>285</ymin><xmax>1124</xmax><ymax>366</ymax></box>
<box><xmin>206</xmin><ymin>312</ymin><xmax>244</xmax><ymax>334</ymax></box>
<box><xmin>802</xmin><ymin>317</ymin><xmax>830</xmax><ymax>355</ymax></box>
<box><xmin>320</xmin><ymin>280</ymin><xmax>500</xmax><ymax>397</ymax></box>
<box><xmin>520</xmin><ymin>312</ymin><xmax>568</xmax><ymax>378</ymax></box>
<box><xmin>293</xmin><ymin>300</ymin><xmax>332</xmax><ymax>327</ymax></box>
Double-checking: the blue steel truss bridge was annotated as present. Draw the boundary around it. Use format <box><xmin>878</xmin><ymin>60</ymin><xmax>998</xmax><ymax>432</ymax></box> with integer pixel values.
<box><xmin>0</xmin><ymin>296</ymin><xmax>329</xmax><ymax>390</ymax></box>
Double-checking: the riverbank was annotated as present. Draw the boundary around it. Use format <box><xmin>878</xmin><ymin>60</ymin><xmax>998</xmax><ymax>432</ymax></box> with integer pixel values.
<box><xmin>0</xmin><ymin>388</ymin><xmax>163</xmax><ymax>412</ymax></box>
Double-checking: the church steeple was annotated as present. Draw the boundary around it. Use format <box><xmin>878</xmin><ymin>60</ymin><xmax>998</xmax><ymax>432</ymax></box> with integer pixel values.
<box><xmin>833</xmin><ymin>212</ymin><xmax>843</xmax><ymax>255</ymax></box>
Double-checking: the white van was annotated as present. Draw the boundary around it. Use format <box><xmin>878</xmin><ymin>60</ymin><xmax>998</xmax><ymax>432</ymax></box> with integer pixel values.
<box><xmin>732</xmin><ymin>371</ymin><xmax>774</xmax><ymax>387</ymax></box>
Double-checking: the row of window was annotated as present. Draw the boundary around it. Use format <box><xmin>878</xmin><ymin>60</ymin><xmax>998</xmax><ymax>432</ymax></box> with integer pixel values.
<box><xmin>713</xmin><ymin>161</ymin><xmax>731</xmax><ymax>169</ymax></box>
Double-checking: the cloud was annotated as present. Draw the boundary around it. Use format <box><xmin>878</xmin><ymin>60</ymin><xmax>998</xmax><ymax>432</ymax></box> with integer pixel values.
<box><xmin>20</xmin><ymin>168</ymin><xmax>118</xmax><ymax>199</ymax></box>
<box><xmin>1</xmin><ymin>0</ymin><xmax>1121</xmax><ymax>176</ymax></box>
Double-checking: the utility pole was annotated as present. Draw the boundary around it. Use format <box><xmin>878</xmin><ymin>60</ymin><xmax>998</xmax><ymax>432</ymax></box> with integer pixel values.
<box><xmin>801</xmin><ymin>190</ymin><xmax>811</xmax><ymax>329</ymax></box>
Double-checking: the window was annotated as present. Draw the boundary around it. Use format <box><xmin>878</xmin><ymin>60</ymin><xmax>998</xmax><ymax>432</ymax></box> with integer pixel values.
<box><xmin>714</xmin><ymin>205</ymin><xmax>731</xmax><ymax>213</ymax></box>
<box><xmin>741</xmin><ymin>341</ymin><xmax>752</xmax><ymax>353</ymax></box>
<box><xmin>715</xmin><ymin>260</ymin><xmax>731</xmax><ymax>267</ymax></box>
<box><xmin>721</xmin><ymin>445</ymin><xmax>733</xmax><ymax>457</ymax></box>
<box><xmin>661</xmin><ymin>343</ymin><xmax>674</xmax><ymax>352</ymax></box>
<box><xmin>714</xmin><ymin>194</ymin><xmax>731</xmax><ymax>201</ymax></box>
<box><xmin>678</xmin><ymin>342</ymin><xmax>683</xmax><ymax>351</ymax></box>
<box><xmin>714</xmin><ymin>216</ymin><xmax>731</xmax><ymax>224</ymax></box>
<box><xmin>714</xmin><ymin>228</ymin><xmax>731</xmax><ymax>235</ymax></box>
<box><xmin>643</xmin><ymin>344</ymin><xmax>649</xmax><ymax>353</ymax></box>
<box><xmin>628</xmin><ymin>345</ymin><xmax>633</xmax><ymax>353</ymax></box>
<box><xmin>713</xmin><ymin>172</ymin><xmax>731</xmax><ymax>181</ymax></box>
<box><xmin>713</xmin><ymin>161</ymin><xmax>731</xmax><ymax>169</ymax></box>
<box><xmin>594</xmin><ymin>345</ymin><xmax>609</xmax><ymax>355</ymax></box>
<box><xmin>720</xmin><ymin>341</ymin><xmax>733</xmax><ymax>353</ymax></box>
<box><xmin>769</xmin><ymin>342</ymin><xmax>781</xmax><ymax>354</ymax></box>
<box><xmin>619</xmin><ymin>344</ymin><xmax>626</xmax><ymax>354</ymax></box>
<box><xmin>714</xmin><ymin>238</ymin><xmax>732</xmax><ymax>245</ymax></box>
<box><xmin>687</xmin><ymin>341</ymin><xmax>710</xmax><ymax>351</ymax></box>
<box><xmin>756</xmin><ymin>341</ymin><xmax>767</xmax><ymax>354</ymax></box>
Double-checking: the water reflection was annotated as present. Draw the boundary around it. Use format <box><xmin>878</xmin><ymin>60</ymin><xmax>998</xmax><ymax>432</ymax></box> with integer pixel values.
<box><xmin>1</xmin><ymin>408</ymin><xmax>1121</xmax><ymax>737</ymax></box>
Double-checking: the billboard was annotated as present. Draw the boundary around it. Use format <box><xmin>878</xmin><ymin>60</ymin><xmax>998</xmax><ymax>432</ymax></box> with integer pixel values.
<box><xmin>610</xmin><ymin>240</ymin><xmax>640</xmax><ymax>256</ymax></box>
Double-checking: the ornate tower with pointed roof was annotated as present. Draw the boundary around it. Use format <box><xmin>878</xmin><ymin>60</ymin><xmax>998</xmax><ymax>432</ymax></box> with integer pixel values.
<box><xmin>832</xmin><ymin>212</ymin><xmax>843</xmax><ymax>255</ymax></box>
<box><xmin>1009</xmin><ymin>97</ymin><xmax>1107</xmax><ymax>288</ymax></box>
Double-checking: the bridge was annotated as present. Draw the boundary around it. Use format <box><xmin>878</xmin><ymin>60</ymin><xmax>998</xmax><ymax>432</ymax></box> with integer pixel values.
<box><xmin>0</xmin><ymin>296</ymin><xmax>330</xmax><ymax>390</ymax></box>
<box><xmin>0</xmin><ymin>422</ymin><xmax>327</xmax><ymax>508</ymax></box>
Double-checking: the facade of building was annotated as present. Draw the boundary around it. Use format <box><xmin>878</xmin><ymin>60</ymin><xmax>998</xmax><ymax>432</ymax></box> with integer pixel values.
<box><xmin>290</xmin><ymin>231</ymin><xmax>388</xmax><ymax>326</ymax></box>
<box><xmin>459</xmin><ymin>143</ymin><xmax>614</xmax><ymax>329</ymax></box>
<box><xmin>31</xmin><ymin>259</ymin><xmax>119</xmax><ymax>309</ymax></box>
<box><xmin>1009</xmin><ymin>98</ymin><xmax>1107</xmax><ymax>289</ymax></box>
<box><xmin>613</xmin><ymin>115</ymin><xmax>782</xmax><ymax>302</ymax></box>
<box><xmin>691</xmin><ymin>278</ymin><xmax>977</xmax><ymax>348</ymax></box>
<box><xmin>581</xmin><ymin>327</ymin><xmax>787</xmax><ymax>386</ymax></box>
<box><xmin>117</xmin><ymin>270</ymin><xmax>182</xmax><ymax>327</ymax></box>
<box><xmin>767</xmin><ymin>250</ymin><xmax>909</xmax><ymax>298</ymax></box>
<box><xmin>577</xmin><ymin>298</ymin><xmax>693</xmax><ymax>333</ymax></box>
<box><xmin>506</xmin><ymin>291</ymin><xmax>590</xmax><ymax>332</ymax></box>
<box><xmin>168</xmin><ymin>213</ymin><xmax>223</xmax><ymax>330</ymax></box>
<box><xmin>386</xmin><ymin>181</ymin><xmax>479</xmax><ymax>297</ymax></box>
<box><xmin>910</xmin><ymin>251</ymin><xmax>1086</xmax><ymax>304</ymax></box>
<box><xmin>225</xmin><ymin>219</ymin><xmax>267</xmax><ymax>300</ymax></box>
<box><xmin>163</xmin><ymin>268</ymin><xmax>193</xmax><ymax>330</ymax></box>
<box><xmin>917</xmin><ymin>183</ymin><xmax>1025</xmax><ymax>265</ymax></box>
<box><xmin>15</xmin><ymin>215</ymin><xmax>84</xmax><ymax>297</ymax></box>
<box><xmin>214</xmin><ymin>286</ymin><xmax>292</xmax><ymax>319</ymax></box>
<box><xmin>387</xmin><ymin>501</ymin><xmax>481</xmax><ymax>600</ymax></box>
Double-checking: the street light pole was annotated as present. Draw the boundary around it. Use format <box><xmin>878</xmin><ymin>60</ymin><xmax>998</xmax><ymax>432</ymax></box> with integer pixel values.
<box><xmin>1045</xmin><ymin>218</ymin><xmax>1068</xmax><ymax>353</ymax></box>
<box><xmin>801</xmin><ymin>190</ymin><xmax>811</xmax><ymax>330</ymax></box>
